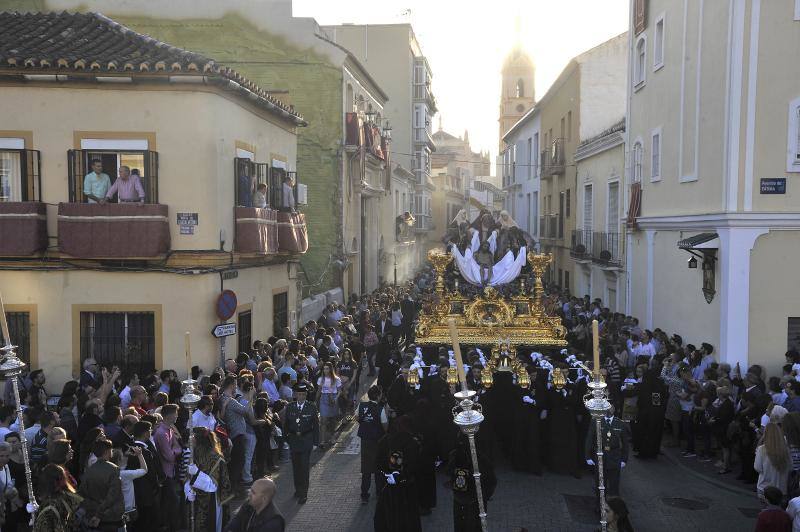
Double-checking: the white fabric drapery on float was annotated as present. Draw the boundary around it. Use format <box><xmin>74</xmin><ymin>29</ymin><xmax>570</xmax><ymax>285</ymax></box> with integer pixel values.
<box><xmin>450</xmin><ymin>229</ymin><xmax>527</xmax><ymax>287</ymax></box>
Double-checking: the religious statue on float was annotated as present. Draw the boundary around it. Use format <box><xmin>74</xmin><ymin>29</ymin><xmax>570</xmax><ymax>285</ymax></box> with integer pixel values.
<box><xmin>443</xmin><ymin>209</ymin><xmax>536</xmax><ymax>287</ymax></box>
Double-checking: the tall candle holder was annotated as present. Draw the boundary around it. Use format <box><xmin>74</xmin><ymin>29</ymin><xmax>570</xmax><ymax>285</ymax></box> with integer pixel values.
<box><xmin>0</xmin><ymin>343</ymin><xmax>38</xmax><ymax>522</ymax></box>
<box><xmin>447</xmin><ymin>318</ymin><xmax>488</xmax><ymax>532</ymax></box>
<box><xmin>181</xmin><ymin>378</ymin><xmax>201</xmax><ymax>532</ymax></box>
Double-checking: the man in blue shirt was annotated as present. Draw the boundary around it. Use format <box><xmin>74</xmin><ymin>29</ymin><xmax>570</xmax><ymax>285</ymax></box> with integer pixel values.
<box><xmin>83</xmin><ymin>159</ymin><xmax>111</xmax><ymax>203</ymax></box>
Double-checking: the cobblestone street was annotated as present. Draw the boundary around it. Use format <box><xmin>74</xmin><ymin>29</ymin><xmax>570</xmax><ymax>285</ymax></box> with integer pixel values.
<box><xmin>259</xmin><ymin>382</ymin><xmax>761</xmax><ymax>532</ymax></box>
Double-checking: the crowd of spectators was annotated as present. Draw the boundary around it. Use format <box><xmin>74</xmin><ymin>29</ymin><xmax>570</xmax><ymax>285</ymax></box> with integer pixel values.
<box><xmin>0</xmin><ymin>277</ymin><xmax>426</xmax><ymax>532</ymax></box>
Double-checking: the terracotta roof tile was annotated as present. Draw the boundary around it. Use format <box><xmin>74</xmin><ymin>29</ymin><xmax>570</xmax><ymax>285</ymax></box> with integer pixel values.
<box><xmin>0</xmin><ymin>11</ymin><xmax>306</xmax><ymax>125</ymax></box>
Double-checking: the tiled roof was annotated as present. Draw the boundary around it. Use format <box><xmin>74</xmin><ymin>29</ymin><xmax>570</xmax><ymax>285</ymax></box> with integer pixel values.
<box><xmin>0</xmin><ymin>11</ymin><xmax>307</xmax><ymax>126</ymax></box>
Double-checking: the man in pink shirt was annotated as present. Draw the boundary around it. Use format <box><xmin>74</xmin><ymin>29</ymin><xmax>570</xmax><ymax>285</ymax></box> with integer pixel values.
<box><xmin>104</xmin><ymin>166</ymin><xmax>145</xmax><ymax>204</ymax></box>
<box><xmin>154</xmin><ymin>403</ymin><xmax>183</xmax><ymax>531</ymax></box>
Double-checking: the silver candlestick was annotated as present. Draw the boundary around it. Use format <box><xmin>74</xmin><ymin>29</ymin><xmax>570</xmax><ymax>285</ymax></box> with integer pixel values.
<box><xmin>0</xmin><ymin>344</ymin><xmax>38</xmax><ymax>522</ymax></box>
<box><xmin>181</xmin><ymin>378</ymin><xmax>201</xmax><ymax>532</ymax></box>
<box><xmin>583</xmin><ymin>371</ymin><xmax>612</xmax><ymax>532</ymax></box>
<box><xmin>452</xmin><ymin>389</ymin><xmax>488</xmax><ymax>532</ymax></box>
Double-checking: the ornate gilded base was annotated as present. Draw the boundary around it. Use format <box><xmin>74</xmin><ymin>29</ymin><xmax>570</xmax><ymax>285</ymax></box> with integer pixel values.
<box><xmin>417</xmin><ymin>249</ymin><xmax>567</xmax><ymax>348</ymax></box>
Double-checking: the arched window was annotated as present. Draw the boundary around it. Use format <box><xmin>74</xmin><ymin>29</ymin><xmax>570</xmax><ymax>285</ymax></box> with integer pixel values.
<box><xmin>351</xmin><ymin>237</ymin><xmax>358</xmax><ymax>253</ymax></box>
<box><xmin>634</xmin><ymin>36</ymin><xmax>647</xmax><ymax>87</ymax></box>
<box><xmin>632</xmin><ymin>141</ymin><xmax>643</xmax><ymax>183</ymax></box>
<box><xmin>515</xmin><ymin>79</ymin><xmax>525</xmax><ymax>98</ymax></box>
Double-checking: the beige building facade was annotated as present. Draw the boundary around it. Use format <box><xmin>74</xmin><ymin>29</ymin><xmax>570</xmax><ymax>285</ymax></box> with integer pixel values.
<box><xmin>0</xmin><ymin>12</ymin><xmax>305</xmax><ymax>387</ymax></box>
<box><xmin>573</xmin><ymin>121</ymin><xmax>627</xmax><ymax>311</ymax></box>
<box><xmin>534</xmin><ymin>34</ymin><xmax>628</xmax><ymax>290</ymax></box>
<box><xmin>625</xmin><ymin>0</ymin><xmax>800</xmax><ymax>376</ymax></box>
<box><xmin>322</xmin><ymin>23</ymin><xmax>439</xmax><ymax>274</ymax></box>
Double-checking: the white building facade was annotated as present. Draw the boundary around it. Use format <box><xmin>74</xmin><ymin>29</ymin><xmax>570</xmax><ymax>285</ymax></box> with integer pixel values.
<box><xmin>501</xmin><ymin>108</ymin><xmax>541</xmax><ymax>239</ymax></box>
<box><xmin>625</xmin><ymin>0</ymin><xmax>800</xmax><ymax>376</ymax></box>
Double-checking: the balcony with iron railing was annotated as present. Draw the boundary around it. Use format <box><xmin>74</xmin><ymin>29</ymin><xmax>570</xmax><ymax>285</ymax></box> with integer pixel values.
<box><xmin>234</xmin><ymin>160</ymin><xmax>308</xmax><ymax>255</ymax></box>
<box><xmin>541</xmin><ymin>138</ymin><xmax>565</xmax><ymax>178</ymax></box>
<box><xmin>60</xmin><ymin>149</ymin><xmax>170</xmax><ymax>259</ymax></box>
<box><xmin>592</xmin><ymin>232</ymin><xmax>622</xmax><ymax>267</ymax></box>
<box><xmin>570</xmin><ymin>229</ymin><xmax>593</xmax><ymax>260</ymax></box>
<box><xmin>413</xmin><ymin>83</ymin><xmax>438</xmax><ymax>111</ymax></box>
<box><xmin>413</xmin><ymin>126</ymin><xmax>436</xmax><ymax>150</ymax></box>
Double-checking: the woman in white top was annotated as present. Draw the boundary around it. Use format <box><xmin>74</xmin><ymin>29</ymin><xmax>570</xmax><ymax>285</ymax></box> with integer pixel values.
<box><xmin>317</xmin><ymin>362</ymin><xmax>342</xmax><ymax>448</ymax></box>
<box><xmin>754</xmin><ymin>422</ymin><xmax>792</xmax><ymax>501</ymax></box>
<box><xmin>192</xmin><ymin>396</ymin><xmax>217</xmax><ymax>432</ymax></box>
<box><xmin>112</xmin><ymin>446</ymin><xmax>147</xmax><ymax>516</ymax></box>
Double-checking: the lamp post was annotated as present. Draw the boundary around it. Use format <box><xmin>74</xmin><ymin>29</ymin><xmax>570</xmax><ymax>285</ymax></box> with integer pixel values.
<box><xmin>181</xmin><ymin>378</ymin><xmax>201</xmax><ymax>532</ymax></box>
<box><xmin>0</xmin><ymin>292</ymin><xmax>38</xmax><ymax>523</ymax></box>
<box><xmin>447</xmin><ymin>318</ymin><xmax>488</xmax><ymax>532</ymax></box>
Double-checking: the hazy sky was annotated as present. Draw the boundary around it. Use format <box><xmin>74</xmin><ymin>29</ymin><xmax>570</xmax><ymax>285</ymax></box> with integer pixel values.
<box><xmin>294</xmin><ymin>0</ymin><xmax>630</xmax><ymax>171</ymax></box>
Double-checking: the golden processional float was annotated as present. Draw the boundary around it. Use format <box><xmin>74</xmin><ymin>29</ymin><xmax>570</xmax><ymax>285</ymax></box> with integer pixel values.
<box><xmin>415</xmin><ymin>247</ymin><xmax>567</xmax><ymax>387</ymax></box>
<box><xmin>419</xmin><ymin>224</ymin><xmax>613</xmax><ymax>531</ymax></box>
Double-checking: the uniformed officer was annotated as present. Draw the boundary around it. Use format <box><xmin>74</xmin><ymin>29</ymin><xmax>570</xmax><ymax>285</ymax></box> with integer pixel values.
<box><xmin>284</xmin><ymin>382</ymin><xmax>320</xmax><ymax>504</ymax></box>
<box><xmin>585</xmin><ymin>404</ymin><xmax>629</xmax><ymax>500</ymax></box>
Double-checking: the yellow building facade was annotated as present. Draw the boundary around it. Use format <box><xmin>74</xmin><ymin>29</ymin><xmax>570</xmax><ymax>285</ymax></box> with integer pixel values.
<box><xmin>0</xmin><ymin>12</ymin><xmax>306</xmax><ymax>387</ymax></box>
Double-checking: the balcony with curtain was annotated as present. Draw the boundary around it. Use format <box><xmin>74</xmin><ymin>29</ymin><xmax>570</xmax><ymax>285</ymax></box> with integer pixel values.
<box><xmin>0</xmin><ymin>148</ymin><xmax>47</xmax><ymax>256</ymax></box>
<box><xmin>59</xmin><ymin>149</ymin><xmax>169</xmax><ymax>258</ymax></box>
<box><xmin>233</xmin><ymin>158</ymin><xmax>307</xmax><ymax>255</ymax></box>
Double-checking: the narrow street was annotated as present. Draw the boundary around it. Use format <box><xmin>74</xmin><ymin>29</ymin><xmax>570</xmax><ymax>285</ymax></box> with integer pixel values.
<box><xmin>261</xmin><ymin>379</ymin><xmax>760</xmax><ymax>531</ymax></box>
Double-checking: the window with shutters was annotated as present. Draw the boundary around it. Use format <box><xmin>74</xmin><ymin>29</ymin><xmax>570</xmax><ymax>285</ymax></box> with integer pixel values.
<box><xmin>238</xmin><ymin>310</ymin><xmax>252</xmax><ymax>355</ymax></box>
<box><xmin>651</xmin><ymin>127</ymin><xmax>662</xmax><ymax>181</ymax></box>
<box><xmin>607</xmin><ymin>182</ymin><xmax>620</xmax><ymax>234</ymax></box>
<box><xmin>80</xmin><ymin>311</ymin><xmax>155</xmax><ymax>378</ymax></box>
<box><xmin>788</xmin><ymin>98</ymin><xmax>800</xmax><ymax>173</ymax></box>
<box><xmin>0</xmin><ymin>146</ymin><xmax>41</xmax><ymax>202</ymax></box>
<box><xmin>273</xmin><ymin>292</ymin><xmax>288</xmax><ymax>336</ymax></box>
<box><xmin>583</xmin><ymin>184</ymin><xmax>593</xmax><ymax>234</ymax></box>
<box><xmin>634</xmin><ymin>36</ymin><xmax>647</xmax><ymax>89</ymax></box>
<box><xmin>527</xmin><ymin>137</ymin><xmax>533</xmax><ymax>179</ymax></box>
<box><xmin>788</xmin><ymin>317</ymin><xmax>800</xmax><ymax>352</ymax></box>
<box><xmin>67</xmin><ymin>148</ymin><xmax>158</xmax><ymax>203</ymax></box>
<box><xmin>632</xmin><ymin>141</ymin><xmax>643</xmax><ymax>183</ymax></box>
<box><xmin>654</xmin><ymin>14</ymin><xmax>665</xmax><ymax>71</ymax></box>
<box><xmin>2</xmin><ymin>311</ymin><xmax>31</xmax><ymax>365</ymax></box>
<box><xmin>533</xmin><ymin>133</ymin><xmax>539</xmax><ymax>178</ymax></box>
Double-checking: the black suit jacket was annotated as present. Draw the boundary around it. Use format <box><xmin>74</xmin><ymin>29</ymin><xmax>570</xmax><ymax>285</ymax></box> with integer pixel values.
<box><xmin>80</xmin><ymin>459</ymin><xmax>125</xmax><ymax>522</ymax></box>
<box><xmin>129</xmin><ymin>440</ymin><xmax>161</xmax><ymax>507</ymax></box>
<box><xmin>374</xmin><ymin>319</ymin><xmax>390</xmax><ymax>338</ymax></box>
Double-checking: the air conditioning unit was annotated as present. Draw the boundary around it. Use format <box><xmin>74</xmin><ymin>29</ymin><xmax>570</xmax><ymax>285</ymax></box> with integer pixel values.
<box><xmin>296</xmin><ymin>183</ymin><xmax>308</xmax><ymax>205</ymax></box>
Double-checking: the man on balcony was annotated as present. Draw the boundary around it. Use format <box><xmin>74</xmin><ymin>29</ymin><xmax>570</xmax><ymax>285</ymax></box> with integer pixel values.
<box><xmin>83</xmin><ymin>159</ymin><xmax>111</xmax><ymax>203</ymax></box>
<box><xmin>281</xmin><ymin>174</ymin><xmax>296</xmax><ymax>212</ymax></box>
<box><xmin>104</xmin><ymin>166</ymin><xmax>145</xmax><ymax>204</ymax></box>
<box><xmin>253</xmin><ymin>182</ymin><xmax>268</xmax><ymax>208</ymax></box>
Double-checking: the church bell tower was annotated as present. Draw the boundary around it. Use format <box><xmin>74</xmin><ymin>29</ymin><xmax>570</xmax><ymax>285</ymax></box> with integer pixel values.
<box><xmin>499</xmin><ymin>41</ymin><xmax>535</xmax><ymax>152</ymax></box>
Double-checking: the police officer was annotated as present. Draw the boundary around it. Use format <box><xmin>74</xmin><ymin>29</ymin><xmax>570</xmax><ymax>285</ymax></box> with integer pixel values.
<box><xmin>284</xmin><ymin>382</ymin><xmax>319</xmax><ymax>504</ymax></box>
<box><xmin>358</xmin><ymin>385</ymin><xmax>388</xmax><ymax>503</ymax></box>
<box><xmin>585</xmin><ymin>404</ymin><xmax>629</xmax><ymax>500</ymax></box>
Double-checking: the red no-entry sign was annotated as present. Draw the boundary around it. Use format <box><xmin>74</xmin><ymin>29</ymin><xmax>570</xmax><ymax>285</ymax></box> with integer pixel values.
<box><xmin>216</xmin><ymin>290</ymin><xmax>238</xmax><ymax>321</ymax></box>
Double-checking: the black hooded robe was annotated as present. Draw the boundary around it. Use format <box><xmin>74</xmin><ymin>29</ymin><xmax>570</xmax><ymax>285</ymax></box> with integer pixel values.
<box><xmin>374</xmin><ymin>431</ymin><xmax>422</xmax><ymax>532</ymax></box>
